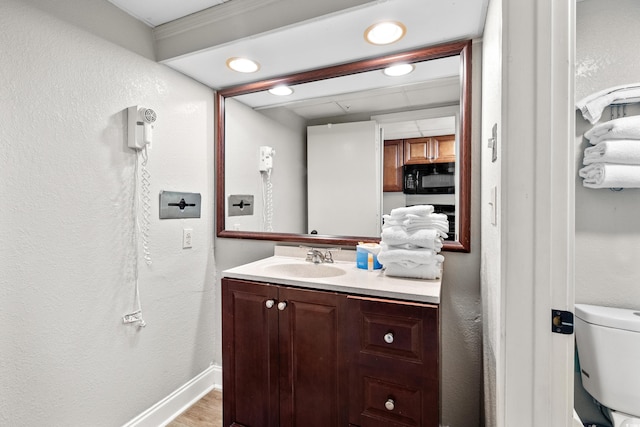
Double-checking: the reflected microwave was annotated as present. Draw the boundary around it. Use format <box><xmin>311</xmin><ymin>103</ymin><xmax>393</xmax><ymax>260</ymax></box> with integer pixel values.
<box><xmin>403</xmin><ymin>162</ymin><xmax>455</xmax><ymax>194</ymax></box>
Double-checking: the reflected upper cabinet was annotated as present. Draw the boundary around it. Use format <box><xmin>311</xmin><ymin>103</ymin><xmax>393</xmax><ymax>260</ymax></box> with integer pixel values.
<box><xmin>383</xmin><ymin>140</ymin><xmax>404</xmax><ymax>192</ymax></box>
<box><xmin>404</xmin><ymin>135</ymin><xmax>456</xmax><ymax>165</ymax></box>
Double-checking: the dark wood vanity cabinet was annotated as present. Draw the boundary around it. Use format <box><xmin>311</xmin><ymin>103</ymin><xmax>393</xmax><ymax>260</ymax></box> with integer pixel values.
<box><xmin>222</xmin><ymin>278</ymin><xmax>350</xmax><ymax>427</ymax></box>
<box><xmin>222</xmin><ymin>278</ymin><xmax>439</xmax><ymax>427</ymax></box>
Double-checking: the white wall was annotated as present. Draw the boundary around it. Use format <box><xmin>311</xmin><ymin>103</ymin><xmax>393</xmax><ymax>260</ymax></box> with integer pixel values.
<box><xmin>214</xmin><ymin>42</ymin><xmax>484</xmax><ymax>427</ymax></box>
<box><xmin>225</xmin><ymin>98</ymin><xmax>307</xmax><ymax>233</ymax></box>
<box><xmin>574</xmin><ymin>0</ymin><xmax>640</xmax><ymax>308</ymax></box>
<box><xmin>480</xmin><ymin>0</ymin><xmax>502</xmax><ymax>425</ymax></box>
<box><xmin>0</xmin><ymin>1</ymin><xmax>215</xmax><ymax>425</ymax></box>
<box><xmin>574</xmin><ymin>1</ymin><xmax>640</xmax><ymax>423</ymax></box>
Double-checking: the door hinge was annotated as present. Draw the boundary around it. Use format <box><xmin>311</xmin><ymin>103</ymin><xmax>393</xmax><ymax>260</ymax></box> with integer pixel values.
<box><xmin>551</xmin><ymin>309</ymin><xmax>574</xmax><ymax>334</ymax></box>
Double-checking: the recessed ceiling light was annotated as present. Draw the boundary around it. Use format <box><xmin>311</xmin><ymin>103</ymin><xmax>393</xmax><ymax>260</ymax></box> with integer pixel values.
<box><xmin>268</xmin><ymin>85</ymin><xmax>294</xmax><ymax>96</ymax></box>
<box><xmin>226</xmin><ymin>57</ymin><xmax>260</xmax><ymax>73</ymax></box>
<box><xmin>383</xmin><ymin>63</ymin><xmax>415</xmax><ymax>77</ymax></box>
<box><xmin>364</xmin><ymin>21</ymin><xmax>406</xmax><ymax>45</ymax></box>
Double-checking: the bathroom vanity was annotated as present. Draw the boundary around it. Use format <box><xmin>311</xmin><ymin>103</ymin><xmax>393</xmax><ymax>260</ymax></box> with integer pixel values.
<box><xmin>222</xmin><ymin>248</ymin><xmax>441</xmax><ymax>427</ymax></box>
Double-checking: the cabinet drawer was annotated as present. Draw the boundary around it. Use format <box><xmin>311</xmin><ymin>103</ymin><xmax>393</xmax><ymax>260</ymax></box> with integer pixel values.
<box><xmin>350</xmin><ymin>297</ymin><xmax>438</xmax><ymax>369</ymax></box>
<box><xmin>351</xmin><ymin>369</ymin><xmax>438</xmax><ymax>427</ymax></box>
<box><xmin>360</xmin><ymin>310</ymin><xmax>424</xmax><ymax>362</ymax></box>
<box><xmin>361</xmin><ymin>375</ymin><xmax>422</xmax><ymax>426</ymax></box>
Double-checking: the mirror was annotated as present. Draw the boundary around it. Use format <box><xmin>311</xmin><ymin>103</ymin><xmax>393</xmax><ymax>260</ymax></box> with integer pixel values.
<box><xmin>216</xmin><ymin>40</ymin><xmax>471</xmax><ymax>252</ymax></box>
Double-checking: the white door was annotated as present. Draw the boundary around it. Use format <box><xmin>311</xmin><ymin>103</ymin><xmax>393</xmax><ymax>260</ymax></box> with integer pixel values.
<box><xmin>307</xmin><ymin>121</ymin><xmax>381</xmax><ymax>236</ymax></box>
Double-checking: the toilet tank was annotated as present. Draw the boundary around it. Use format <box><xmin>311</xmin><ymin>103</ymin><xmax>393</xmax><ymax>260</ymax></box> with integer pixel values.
<box><xmin>575</xmin><ymin>304</ymin><xmax>640</xmax><ymax>418</ymax></box>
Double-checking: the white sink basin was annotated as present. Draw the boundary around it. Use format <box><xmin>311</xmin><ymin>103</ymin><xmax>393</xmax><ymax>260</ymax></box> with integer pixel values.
<box><xmin>264</xmin><ymin>262</ymin><xmax>346</xmax><ymax>278</ymax></box>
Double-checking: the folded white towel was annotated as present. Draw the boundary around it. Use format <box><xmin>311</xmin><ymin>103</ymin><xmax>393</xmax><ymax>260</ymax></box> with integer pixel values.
<box><xmin>382</xmin><ymin>213</ymin><xmax>449</xmax><ymax>232</ymax></box>
<box><xmin>576</xmin><ymin>84</ymin><xmax>640</xmax><ymax>124</ymax></box>
<box><xmin>578</xmin><ymin>163</ymin><xmax>640</xmax><ymax>188</ymax></box>
<box><xmin>384</xmin><ymin>261</ymin><xmax>443</xmax><ymax>280</ymax></box>
<box><xmin>389</xmin><ymin>205</ymin><xmax>434</xmax><ymax>218</ymax></box>
<box><xmin>377</xmin><ymin>244</ymin><xmax>440</xmax><ymax>266</ymax></box>
<box><xmin>381</xmin><ymin>227</ymin><xmax>444</xmax><ymax>249</ymax></box>
<box><xmin>584</xmin><ymin>116</ymin><xmax>640</xmax><ymax>144</ymax></box>
<box><xmin>583</xmin><ymin>140</ymin><xmax>640</xmax><ymax>165</ymax></box>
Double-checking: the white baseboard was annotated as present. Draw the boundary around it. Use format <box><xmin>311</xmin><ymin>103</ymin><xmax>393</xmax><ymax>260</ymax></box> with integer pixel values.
<box><xmin>122</xmin><ymin>364</ymin><xmax>222</xmax><ymax>427</ymax></box>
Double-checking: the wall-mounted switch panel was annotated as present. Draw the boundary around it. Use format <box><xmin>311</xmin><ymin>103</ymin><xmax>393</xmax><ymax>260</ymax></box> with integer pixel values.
<box><xmin>228</xmin><ymin>195</ymin><xmax>254</xmax><ymax>216</ymax></box>
<box><xmin>183</xmin><ymin>228</ymin><xmax>193</xmax><ymax>249</ymax></box>
<box><xmin>159</xmin><ymin>191</ymin><xmax>201</xmax><ymax>219</ymax></box>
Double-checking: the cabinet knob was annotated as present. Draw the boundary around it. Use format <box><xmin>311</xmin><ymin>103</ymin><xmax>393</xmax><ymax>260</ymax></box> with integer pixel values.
<box><xmin>384</xmin><ymin>332</ymin><xmax>394</xmax><ymax>344</ymax></box>
<box><xmin>265</xmin><ymin>299</ymin><xmax>275</xmax><ymax>309</ymax></box>
<box><xmin>277</xmin><ymin>301</ymin><xmax>287</xmax><ymax>311</ymax></box>
<box><xmin>385</xmin><ymin>398</ymin><xmax>395</xmax><ymax>411</ymax></box>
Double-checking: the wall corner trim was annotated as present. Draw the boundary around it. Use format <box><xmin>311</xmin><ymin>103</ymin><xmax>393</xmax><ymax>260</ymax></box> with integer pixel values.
<box><xmin>122</xmin><ymin>364</ymin><xmax>222</xmax><ymax>427</ymax></box>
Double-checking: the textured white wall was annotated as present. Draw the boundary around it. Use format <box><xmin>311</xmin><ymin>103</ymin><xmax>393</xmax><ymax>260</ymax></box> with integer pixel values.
<box><xmin>0</xmin><ymin>1</ymin><xmax>215</xmax><ymax>425</ymax></box>
<box><xmin>575</xmin><ymin>0</ymin><xmax>640</xmax><ymax>309</ymax></box>
<box><xmin>224</xmin><ymin>98</ymin><xmax>307</xmax><ymax>233</ymax></box>
<box><xmin>480</xmin><ymin>0</ymin><xmax>502</xmax><ymax>425</ymax></box>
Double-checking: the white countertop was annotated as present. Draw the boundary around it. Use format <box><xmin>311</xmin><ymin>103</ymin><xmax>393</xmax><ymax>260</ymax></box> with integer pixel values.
<box><xmin>222</xmin><ymin>248</ymin><xmax>441</xmax><ymax>304</ymax></box>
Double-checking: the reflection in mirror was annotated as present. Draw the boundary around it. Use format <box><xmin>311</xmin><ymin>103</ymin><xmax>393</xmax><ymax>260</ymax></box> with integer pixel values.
<box><xmin>217</xmin><ymin>40</ymin><xmax>471</xmax><ymax>252</ymax></box>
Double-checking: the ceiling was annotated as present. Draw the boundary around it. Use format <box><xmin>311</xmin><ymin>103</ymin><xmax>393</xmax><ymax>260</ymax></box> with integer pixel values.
<box><xmin>106</xmin><ymin>0</ymin><xmax>233</xmax><ymax>27</ymax></box>
<box><xmin>108</xmin><ymin>0</ymin><xmax>487</xmax><ymax>88</ymax></box>
<box><xmin>107</xmin><ymin>0</ymin><xmax>487</xmax><ymax>137</ymax></box>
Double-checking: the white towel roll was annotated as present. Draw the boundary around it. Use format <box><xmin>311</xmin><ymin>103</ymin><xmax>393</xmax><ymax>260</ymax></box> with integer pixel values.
<box><xmin>576</xmin><ymin>84</ymin><xmax>640</xmax><ymax>124</ymax></box>
<box><xmin>382</xmin><ymin>214</ymin><xmax>449</xmax><ymax>235</ymax></box>
<box><xmin>578</xmin><ymin>163</ymin><xmax>640</xmax><ymax>188</ymax></box>
<box><xmin>383</xmin><ymin>261</ymin><xmax>443</xmax><ymax>280</ymax></box>
<box><xmin>380</xmin><ymin>227</ymin><xmax>445</xmax><ymax>249</ymax></box>
<box><xmin>389</xmin><ymin>205</ymin><xmax>434</xmax><ymax>218</ymax></box>
<box><xmin>584</xmin><ymin>116</ymin><xmax>640</xmax><ymax>144</ymax></box>
<box><xmin>377</xmin><ymin>244</ymin><xmax>441</xmax><ymax>266</ymax></box>
<box><xmin>583</xmin><ymin>140</ymin><xmax>640</xmax><ymax>165</ymax></box>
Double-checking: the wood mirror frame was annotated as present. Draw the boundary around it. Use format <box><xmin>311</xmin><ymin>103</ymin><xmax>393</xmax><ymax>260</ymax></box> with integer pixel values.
<box><xmin>216</xmin><ymin>40</ymin><xmax>471</xmax><ymax>252</ymax></box>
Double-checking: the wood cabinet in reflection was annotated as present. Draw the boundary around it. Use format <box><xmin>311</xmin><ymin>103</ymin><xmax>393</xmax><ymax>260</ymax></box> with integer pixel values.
<box><xmin>404</xmin><ymin>134</ymin><xmax>456</xmax><ymax>165</ymax></box>
<box><xmin>383</xmin><ymin>139</ymin><xmax>404</xmax><ymax>192</ymax></box>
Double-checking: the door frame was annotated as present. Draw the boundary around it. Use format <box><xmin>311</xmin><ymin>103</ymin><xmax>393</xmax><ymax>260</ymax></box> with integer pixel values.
<box><xmin>500</xmin><ymin>0</ymin><xmax>575</xmax><ymax>425</ymax></box>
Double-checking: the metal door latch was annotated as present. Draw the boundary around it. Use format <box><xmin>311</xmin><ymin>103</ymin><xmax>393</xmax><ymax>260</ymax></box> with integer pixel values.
<box><xmin>551</xmin><ymin>309</ymin><xmax>574</xmax><ymax>334</ymax></box>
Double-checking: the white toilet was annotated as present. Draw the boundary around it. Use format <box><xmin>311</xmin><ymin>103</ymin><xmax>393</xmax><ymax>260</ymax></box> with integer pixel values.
<box><xmin>575</xmin><ymin>304</ymin><xmax>640</xmax><ymax>427</ymax></box>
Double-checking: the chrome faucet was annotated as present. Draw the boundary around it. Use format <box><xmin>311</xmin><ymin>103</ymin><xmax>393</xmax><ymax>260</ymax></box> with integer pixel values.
<box><xmin>306</xmin><ymin>248</ymin><xmax>325</xmax><ymax>264</ymax></box>
<box><xmin>304</xmin><ymin>247</ymin><xmax>339</xmax><ymax>264</ymax></box>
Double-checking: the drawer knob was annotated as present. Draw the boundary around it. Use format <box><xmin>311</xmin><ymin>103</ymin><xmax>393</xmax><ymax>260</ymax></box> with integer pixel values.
<box><xmin>383</xmin><ymin>332</ymin><xmax>394</xmax><ymax>344</ymax></box>
<box><xmin>277</xmin><ymin>301</ymin><xmax>287</xmax><ymax>311</ymax></box>
<box><xmin>265</xmin><ymin>299</ymin><xmax>275</xmax><ymax>309</ymax></box>
<box><xmin>385</xmin><ymin>398</ymin><xmax>395</xmax><ymax>411</ymax></box>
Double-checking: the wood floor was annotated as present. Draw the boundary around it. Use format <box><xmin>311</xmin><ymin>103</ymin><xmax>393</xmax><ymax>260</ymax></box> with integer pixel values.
<box><xmin>167</xmin><ymin>389</ymin><xmax>222</xmax><ymax>427</ymax></box>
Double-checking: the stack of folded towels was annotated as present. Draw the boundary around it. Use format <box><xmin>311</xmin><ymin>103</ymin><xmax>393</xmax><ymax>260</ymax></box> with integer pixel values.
<box><xmin>578</xmin><ymin>115</ymin><xmax>640</xmax><ymax>188</ymax></box>
<box><xmin>377</xmin><ymin>205</ymin><xmax>448</xmax><ymax>280</ymax></box>
<box><xmin>576</xmin><ymin>85</ymin><xmax>640</xmax><ymax>189</ymax></box>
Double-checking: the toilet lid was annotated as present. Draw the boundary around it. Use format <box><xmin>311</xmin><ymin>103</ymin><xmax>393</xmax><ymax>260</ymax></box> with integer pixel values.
<box><xmin>575</xmin><ymin>304</ymin><xmax>640</xmax><ymax>333</ymax></box>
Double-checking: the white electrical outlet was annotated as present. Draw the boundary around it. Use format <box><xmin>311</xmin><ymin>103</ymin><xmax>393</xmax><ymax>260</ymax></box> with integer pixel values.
<box><xmin>183</xmin><ymin>228</ymin><xmax>193</xmax><ymax>248</ymax></box>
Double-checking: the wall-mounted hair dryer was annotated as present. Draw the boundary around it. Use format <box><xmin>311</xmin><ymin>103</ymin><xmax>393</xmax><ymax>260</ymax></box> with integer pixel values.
<box><xmin>128</xmin><ymin>106</ymin><xmax>157</xmax><ymax>150</ymax></box>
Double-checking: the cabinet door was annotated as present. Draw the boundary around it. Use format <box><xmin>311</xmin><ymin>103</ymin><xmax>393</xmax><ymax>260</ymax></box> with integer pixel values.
<box><xmin>403</xmin><ymin>137</ymin><xmax>432</xmax><ymax>164</ymax></box>
<box><xmin>278</xmin><ymin>286</ymin><xmax>349</xmax><ymax>427</ymax></box>
<box><xmin>432</xmin><ymin>134</ymin><xmax>456</xmax><ymax>163</ymax></box>
<box><xmin>404</xmin><ymin>135</ymin><xmax>456</xmax><ymax>164</ymax></box>
<box><xmin>222</xmin><ymin>278</ymin><xmax>280</xmax><ymax>427</ymax></box>
<box><xmin>348</xmin><ymin>296</ymin><xmax>439</xmax><ymax>427</ymax></box>
<box><xmin>383</xmin><ymin>140</ymin><xmax>404</xmax><ymax>192</ymax></box>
